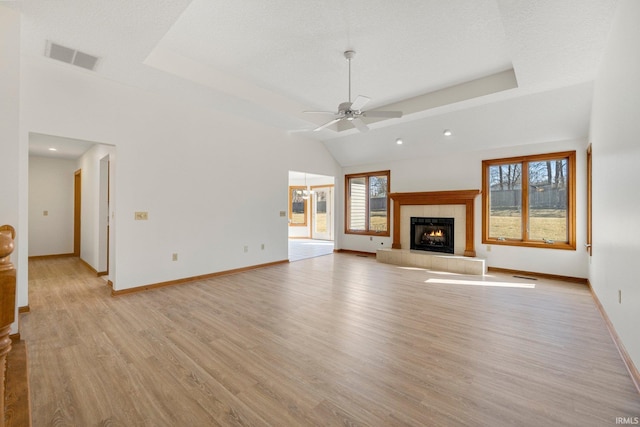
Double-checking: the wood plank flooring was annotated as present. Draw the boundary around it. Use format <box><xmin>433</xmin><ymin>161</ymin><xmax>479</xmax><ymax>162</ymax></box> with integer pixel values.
<box><xmin>23</xmin><ymin>255</ymin><xmax>640</xmax><ymax>426</ymax></box>
<box><xmin>5</xmin><ymin>338</ymin><xmax>31</xmax><ymax>426</ymax></box>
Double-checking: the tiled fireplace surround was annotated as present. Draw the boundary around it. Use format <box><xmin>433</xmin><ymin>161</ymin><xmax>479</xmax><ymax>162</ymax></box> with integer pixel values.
<box><xmin>376</xmin><ymin>190</ymin><xmax>486</xmax><ymax>275</ymax></box>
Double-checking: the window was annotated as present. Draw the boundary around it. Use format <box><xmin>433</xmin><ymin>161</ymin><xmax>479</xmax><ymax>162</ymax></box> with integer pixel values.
<box><xmin>289</xmin><ymin>186</ymin><xmax>307</xmax><ymax>226</ymax></box>
<box><xmin>482</xmin><ymin>151</ymin><xmax>576</xmax><ymax>250</ymax></box>
<box><xmin>345</xmin><ymin>170</ymin><xmax>390</xmax><ymax>236</ymax></box>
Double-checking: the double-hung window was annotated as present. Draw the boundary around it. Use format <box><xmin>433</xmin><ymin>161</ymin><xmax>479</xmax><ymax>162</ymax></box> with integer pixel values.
<box><xmin>482</xmin><ymin>151</ymin><xmax>576</xmax><ymax>250</ymax></box>
<box><xmin>345</xmin><ymin>170</ymin><xmax>390</xmax><ymax>236</ymax></box>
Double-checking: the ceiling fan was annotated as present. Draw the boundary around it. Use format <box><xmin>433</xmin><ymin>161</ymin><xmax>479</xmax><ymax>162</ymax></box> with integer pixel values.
<box><xmin>305</xmin><ymin>50</ymin><xmax>403</xmax><ymax>133</ymax></box>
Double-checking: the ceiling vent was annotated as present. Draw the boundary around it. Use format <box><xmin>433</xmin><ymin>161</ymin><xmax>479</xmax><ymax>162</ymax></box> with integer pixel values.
<box><xmin>45</xmin><ymin>41</ymin><xmax>99</xmax><ymax>71</ymax></box>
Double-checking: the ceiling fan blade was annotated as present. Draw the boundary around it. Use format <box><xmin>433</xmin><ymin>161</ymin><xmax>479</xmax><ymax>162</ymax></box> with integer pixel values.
<box><xmin>313</xmin><ymin>118</ymin><xmax>342</xmax><ymax>132</ymax></box>
<box><xmin>363</xmin><ymin>110</ymin><xmax>403</xmax><ymax>118</ymax></box>
<box><xmin>304</xmin><ymin>110</ymin><xmax>338</xmax><ymax>115</ymax></box>
<box><xmin>352</xmin><ymin>118</ymin><xmax>369</xmax><ymax>133</ymax></box>
<box><xmin>350</xmin><ymin>95</ymin><xmax>370</xmax><ymax>111</ymax></box>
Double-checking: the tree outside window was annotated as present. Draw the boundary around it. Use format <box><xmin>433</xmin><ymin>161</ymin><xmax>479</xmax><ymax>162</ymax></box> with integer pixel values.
<box><xmin>482</xmin><ymin>151</ymin><xmax>576</xmax><ymax>250</ymax></box>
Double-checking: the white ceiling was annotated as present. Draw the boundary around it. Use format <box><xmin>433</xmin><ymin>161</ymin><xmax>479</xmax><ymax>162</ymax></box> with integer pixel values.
<box><xmin>29</xmin><ymin>133</ymin><xmax>97</xmax><ymax>160</ymax></box>
<box><xmin>12</xmin><ymin>0</ymin><xmax>619</xmax><ymax>165</ymax></box>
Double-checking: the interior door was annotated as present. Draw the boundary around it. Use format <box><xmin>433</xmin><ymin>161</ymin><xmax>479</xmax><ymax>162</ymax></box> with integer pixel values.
<box><xmin>586</xmin><ymin>144</ymin><xmax>592</xmax><ymax>256</ymax></box>
<box><xmin>312</xmin><ymin>186</ymin><xmax>333</xmax><ymax>240</ymax></box>
<box><xmin>74</xmin><ymin>169</ymin><xmax>81</xmax><ymax>256</ymax></box>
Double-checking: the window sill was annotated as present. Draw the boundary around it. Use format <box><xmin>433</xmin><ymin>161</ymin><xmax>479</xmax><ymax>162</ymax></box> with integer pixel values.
<box><xmin>483</xmin><ymin>239</ymin><xmax>576</xmax><ymax>251</ymax></box>
<box><xmin>346</xmin><ymin>230</ymin><xmax>391</xmax><ymax>237</ymax></box>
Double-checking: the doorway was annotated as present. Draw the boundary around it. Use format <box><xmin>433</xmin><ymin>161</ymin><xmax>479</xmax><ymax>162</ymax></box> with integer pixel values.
<box><xmin>311</xmin><ymin>185</ymin><xmax>333</xmax><ymax>240</ymax></box>
<box><xmin>28</xmin><ymin>133</ymin><xmax>115</xmax><ymax>278</ymax></box>
<box><xmin>288</xmin><ymin>171</ymin><xmax>335</xmax><ymax>261</ymax></box>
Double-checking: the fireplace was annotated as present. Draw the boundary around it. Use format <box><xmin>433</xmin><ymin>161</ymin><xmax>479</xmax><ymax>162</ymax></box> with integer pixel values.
<box><xmin>410</xmin><ymin>217</ymin><xmax>454</xmax><ymax>254</ymax></box>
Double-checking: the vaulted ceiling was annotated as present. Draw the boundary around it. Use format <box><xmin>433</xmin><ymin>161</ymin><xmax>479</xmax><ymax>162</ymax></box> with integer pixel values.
<box><xmin>14</xmin><ymin>0</ymin><xmax>618</xmax><ymax>165</ymax></box>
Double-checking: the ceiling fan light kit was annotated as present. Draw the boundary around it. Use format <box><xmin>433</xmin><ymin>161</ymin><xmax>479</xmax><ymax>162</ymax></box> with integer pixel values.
<box><xmin>305</xmin><ymin>50</ymin><xmax>403</xmax><ymax>133</ymax></box>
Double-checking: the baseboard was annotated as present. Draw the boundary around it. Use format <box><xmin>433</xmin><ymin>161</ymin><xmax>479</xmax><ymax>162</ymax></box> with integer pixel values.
<box><xmin>28</xmin><ymin>253</ymin><xmax>74</xmax><ymax>260</ymax></box>
<box><xmin>588</xmin><ymin>280</ymin><xmax>640</xmax><ymax>394</ymax></box>
<box><xmin>18</xmin><ymin>305</ymin><xmax>30</xmax><ymax>314</ymax></box>
<box><xmin>334</xmin><ymin>249</ymin><xmax>376</xmax><ymax>257</ymax></box>
<box><xmin>78</xmin><ymin>258</ymin><xmax>98</xmax><ymax>276</ymax></box>
<box><xmin>111</xmin><ymin>259</ymin><xmax>289</xmax><ymax>297</ymax></box>
<box><xmin>288</xmin><ymin>236</ymin><xmax>312</xmax><ymax>239</ymax></box>
<box><xmin>9</xmin><ymin>332</ymin><xmax>20</xmax><ymax>341</ymax></box>
<box><xmin>487</xmin><ymin>267</ymin><xmax>587</xmax><ymax>284</ymax></box>
<box><xmin>97</xmin><ymin>271</ymin><xmax>108</xmax><ymax>277</ymax></box>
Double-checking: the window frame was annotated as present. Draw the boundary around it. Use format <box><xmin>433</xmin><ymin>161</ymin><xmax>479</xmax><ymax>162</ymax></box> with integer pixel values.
<box><xmin>482</xmin><ymin>151</ymin><xmax>576</xmax><ymax>250</ymax></box>
<box><xmin>288</xmin><ymin>185</ymin><xmax>308</xmax><ymax>227</ymax></box>
<box><xmin>345</xmin><ymin>170</ymin><xmax>391</xmax><ymax>236</ymax></box>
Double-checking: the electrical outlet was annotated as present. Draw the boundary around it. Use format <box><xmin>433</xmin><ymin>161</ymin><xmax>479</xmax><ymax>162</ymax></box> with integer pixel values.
<box><xmin>135</xmin><ymin>211</ymin><xmax>148</xmax><ymax>220</ymax></box>
<box><xmin>43</xmin><ymin>210</ymin><xmax>48</xmax><ymax>216</ymax></box>
<box><xmin>370</xmin><ymin>236</ymin><xmax>373</xmax><ymax>241</ymax></box>
<box><xmin>280</xmin><ymin>211</ymin><xmax>286</xmax><ymax>217</ymax></box>
<box><xmin>261</xmin><ymin>243</ymin><xmax>265</xmax><ymax>250</ymax></box>
<box><xmin>172</xmin><ymin>253</ymin><xmax>178</xmax><ymax>261</ymax></box>
<box><xmin>244</xmin><ymin>245</ymin><xmax>248</xmax><ymax>253</ymax></box>
<box><xmin>486</xmin><ymin>245</ymin><xmax>492</xmax><ymax>252</ymax></box>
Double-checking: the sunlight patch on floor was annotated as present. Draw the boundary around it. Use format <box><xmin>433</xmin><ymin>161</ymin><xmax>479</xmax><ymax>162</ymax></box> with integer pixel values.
<box><xmin>396</xmin><ymin>267</ymin><xmax>463</xmax><ymax>275</ymax></box>
<box><xmin>428</xmin><ymin>270</ymin><xmax>465</xmax><ymax>276</ymax></box>
<box><xmin>425</xmin><ymin>278</ymin><xmax>535</xmax><ymax>289</ymax></box>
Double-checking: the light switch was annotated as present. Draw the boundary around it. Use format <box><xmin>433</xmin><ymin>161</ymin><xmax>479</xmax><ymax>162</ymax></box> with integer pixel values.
<box><xmin>134</xmin><ymin>211</ymin><xmax>148</xmax><ymax>220</ymax></box>
<box><xmin>43</xmin><ymin>210</ymin><xmax>48</xmax><ymax>216</ymax></box>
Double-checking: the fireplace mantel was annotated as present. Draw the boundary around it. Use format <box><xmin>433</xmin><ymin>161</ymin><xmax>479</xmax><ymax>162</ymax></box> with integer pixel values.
<box><xmin>389</xmin><ymin>189</ymin><xmax>481</xmax><ymax>257</ymax></box>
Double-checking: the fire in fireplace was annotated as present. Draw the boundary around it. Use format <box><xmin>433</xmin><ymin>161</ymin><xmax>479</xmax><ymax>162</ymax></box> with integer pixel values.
<box><xmin>410</xmin><ymin>217</ymin><xmax>454</xmax><ymax>254</ymax></box>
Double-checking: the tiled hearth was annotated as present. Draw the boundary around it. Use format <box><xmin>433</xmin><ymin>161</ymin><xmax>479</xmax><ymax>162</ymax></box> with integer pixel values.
<box><xmin>376</xmin><ymin>248</ymin><xmax>486</xmax><ymax>275</ymax></box>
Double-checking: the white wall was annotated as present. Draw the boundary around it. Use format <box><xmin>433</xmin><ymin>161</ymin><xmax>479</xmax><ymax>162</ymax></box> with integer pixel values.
<box><xmin>20</xmin><ymin>55</ymin><xmax>341</xmax><ymax>291</ymax></box>
<box><xmin>341</xmin><ymin>138</ymin><xmax>589</xmax><ymax>279</ymax></box>
<box><xmin>589</xmin><ymin>0</ymin><xmax>640</xmax><ymax>373</ymax></box>
<box><xmin>28</xmin><ymin>156</ymin><xmax>76</xmax><ymax>256</ymax></box>
<box><xmin>0</xmin><ymin>6</ymin><xmax>21</xmax><ymax>332</ymax></box>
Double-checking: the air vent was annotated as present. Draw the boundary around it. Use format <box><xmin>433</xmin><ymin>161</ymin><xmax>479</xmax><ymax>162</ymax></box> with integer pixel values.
<box><xmin>46</xmin><ymin>41</ymin><xmax>99</xmax><ymax>71</ymax></box>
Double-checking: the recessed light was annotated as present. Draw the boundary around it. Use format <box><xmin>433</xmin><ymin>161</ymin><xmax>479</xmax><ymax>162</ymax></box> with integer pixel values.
<box><xmin>396</xmin><ymin>138</ymin><xmax>403</xmax><ymax>145</ymax></box>
<box><xmin>443</xmin><ymin>129</ymin><xmax>452</xmax><ymax>137</ymax></box>
<box><xmin>48</xmin><ymin>148</ymin><xmax>57</xmax><ymax>151</ymax></box>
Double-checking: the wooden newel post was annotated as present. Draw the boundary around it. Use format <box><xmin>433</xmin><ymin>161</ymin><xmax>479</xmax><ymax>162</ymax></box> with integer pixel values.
<box><xmin>0</xmin><ymin>225</ymin><xmax>16</xmax><ymax>427</ymax></box>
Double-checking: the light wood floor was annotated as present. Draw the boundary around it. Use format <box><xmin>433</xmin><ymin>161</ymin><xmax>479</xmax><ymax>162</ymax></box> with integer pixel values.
<box><xmin>23</xmin><ymin>255</ymin><xmax>640</xmax><ymax>426</ymax></box>
<box><xmin>288</xmin><ymin>239</ymin><xmax>334</xmax><ymax>262</ymax></box>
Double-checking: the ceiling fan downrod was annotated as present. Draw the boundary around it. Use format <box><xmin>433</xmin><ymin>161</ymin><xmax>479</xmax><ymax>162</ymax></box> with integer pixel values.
<box><xmin>344</xmin><ymin>50</ymin><xmax>356</xmax><ymax>104</ymax></box>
